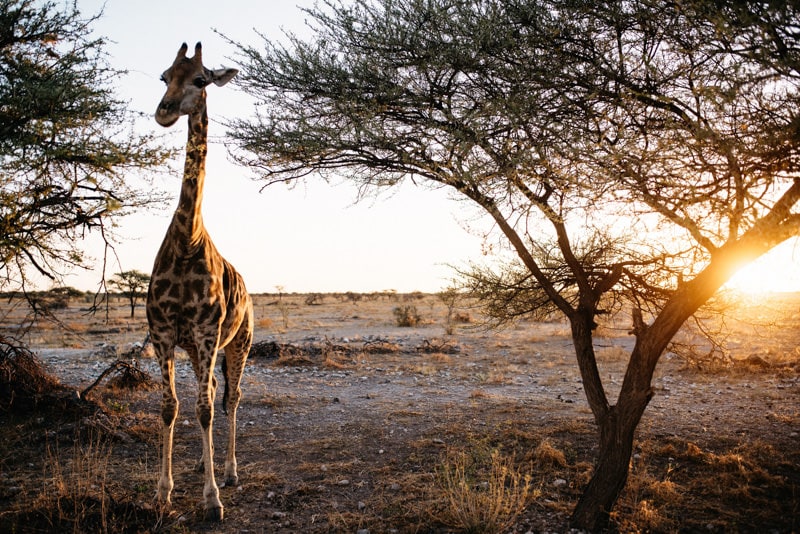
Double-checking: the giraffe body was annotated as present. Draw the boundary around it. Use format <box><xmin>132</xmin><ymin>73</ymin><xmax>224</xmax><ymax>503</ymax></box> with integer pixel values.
<box><xmin>146</xmin><ymin>42</ymin><xmax>252</xmax><ymax>522</ymax></box>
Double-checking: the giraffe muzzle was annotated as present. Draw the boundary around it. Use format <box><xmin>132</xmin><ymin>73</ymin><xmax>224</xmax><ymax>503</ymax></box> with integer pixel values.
<box><xmin>156</xmin><ymin>103</ymin><xmax>180</xmax><ymax>127</ymax></box>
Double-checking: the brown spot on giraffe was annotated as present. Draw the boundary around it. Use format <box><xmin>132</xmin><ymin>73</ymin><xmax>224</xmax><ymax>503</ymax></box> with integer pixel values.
<box><xmin>146</xmin><ymin>42</ymin><xmax>253</xmax><ymax>523</ymax></box>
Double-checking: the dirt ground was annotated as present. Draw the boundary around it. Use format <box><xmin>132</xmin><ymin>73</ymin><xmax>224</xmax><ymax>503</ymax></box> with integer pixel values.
<box><xmin>0</xmin><ymin>292</ymin><xmax>798</xmax><ymax>533</ymax></box>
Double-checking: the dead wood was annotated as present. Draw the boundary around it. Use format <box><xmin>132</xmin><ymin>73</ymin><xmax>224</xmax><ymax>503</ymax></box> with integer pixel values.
<box><xmin>81</xmin><ymin>360</ymin><xmax>154</xmax><ymax>398</ymax></box>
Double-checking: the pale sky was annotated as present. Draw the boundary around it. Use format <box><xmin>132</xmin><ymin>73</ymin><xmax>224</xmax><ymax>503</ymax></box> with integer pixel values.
<box><xmin>65</xmin><ymin>0</ymin><xmax>488</xmax><ymax>294</ymax></box>
<box><xmin>60</xmin><ymin>0</ymin><xmax>800</xmax><ymax>295</ymax></box>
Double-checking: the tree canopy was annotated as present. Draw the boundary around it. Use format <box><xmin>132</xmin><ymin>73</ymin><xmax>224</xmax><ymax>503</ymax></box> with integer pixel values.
<box><xmin>228</xmin><ymin>0</ymin><xmax>800</xmax><ymax>528</ymax></box>
<box><xmin>0</xmin><ymin>0</ymin><xmax>171</xmax><ymax>290</ymax></box>
<box><xmin>109</xmin><ymin>269</ymin><xmax>150</xmax><ymax>319</ymax></box>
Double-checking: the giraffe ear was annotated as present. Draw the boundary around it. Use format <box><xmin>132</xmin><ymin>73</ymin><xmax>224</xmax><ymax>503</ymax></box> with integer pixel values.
<box><xmin>210</xmin><ymin>68</ymin><xmax>238</xmax><ymax>87</ymax></box>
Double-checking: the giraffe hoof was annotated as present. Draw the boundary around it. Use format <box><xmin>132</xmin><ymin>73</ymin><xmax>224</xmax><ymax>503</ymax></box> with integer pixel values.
<box><xmin>224</xmin><ymin>475</ymin><xmax>239</xmax><ymax>487</ymax></box>
<box><xmin>205</xmin><ymin>505</ymin><xmax>224</xmax><ymax>522</ymax></box>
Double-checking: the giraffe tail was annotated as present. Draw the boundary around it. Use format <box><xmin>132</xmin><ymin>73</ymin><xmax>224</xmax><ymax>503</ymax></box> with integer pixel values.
<box><xmin>221</xmin><ymin>354</ymin><xmax>230</xmax><ymax>415</ymax></box>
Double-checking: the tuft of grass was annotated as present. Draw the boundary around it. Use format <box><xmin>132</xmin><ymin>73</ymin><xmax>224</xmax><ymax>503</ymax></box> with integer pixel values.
<box><xmin>435</xmin><ymin>446</ymin><xmax>537</xmax><ymax>533</ymax></box>
<box><xmin>530</xmin><ymin>439</ymin><xmax>568</xmax><ymax>468</ymax></box>
<box><xmin>256</xmin><ymin>316</ymin><xmax>274</xmax><ymax>329</ymax></box>
<box><xmin>38</xmin><ymin>433</ymin><xmax>114</xmax><ymax>532</ymax></box>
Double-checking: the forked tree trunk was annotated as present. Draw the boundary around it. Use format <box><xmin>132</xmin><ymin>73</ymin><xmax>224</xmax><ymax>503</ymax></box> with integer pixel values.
<box><xmin>570</xmin><ymin>382</ymin><xmax>652</xmax><ymax>531</ymax></box>
<box><xmin>569</xmin><ymin>310</ymin><xmax>659</xmax><ymax>532</ymax></box>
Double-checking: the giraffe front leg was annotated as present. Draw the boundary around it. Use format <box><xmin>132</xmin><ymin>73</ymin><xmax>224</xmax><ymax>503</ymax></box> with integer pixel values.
<box><xmin>197</xmin><ymin>347</ymin><xmax>224</xmax><ymax>521</ymax></box>
<box><xmin>156</xmin><ymin>356</ymin><xmax>178</xmax><ymax>506</ymax></box>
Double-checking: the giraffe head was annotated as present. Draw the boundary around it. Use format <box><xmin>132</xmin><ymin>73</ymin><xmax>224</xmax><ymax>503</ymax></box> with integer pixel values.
<box><xmin>155</xmin><ymin>42</ymin><xmax>238</xmax><ymax>127</ymax></box>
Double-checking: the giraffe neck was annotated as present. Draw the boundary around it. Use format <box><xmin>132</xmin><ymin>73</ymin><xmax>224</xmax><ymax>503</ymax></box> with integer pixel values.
<box><xmin>174</xmin><ymin>103</ymin><xmax>209</xmax><ymax>249</ymax></box>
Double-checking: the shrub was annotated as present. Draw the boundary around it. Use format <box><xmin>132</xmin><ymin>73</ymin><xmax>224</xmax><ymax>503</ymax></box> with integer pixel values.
<box><xmin>393</xmin><ymin>305</ymin><xmax>421</xmax><ymax>327</ymax></box>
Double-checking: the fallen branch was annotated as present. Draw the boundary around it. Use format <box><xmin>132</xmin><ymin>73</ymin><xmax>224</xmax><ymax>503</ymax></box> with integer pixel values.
<box><xmin>81</xmin><ymin>360</ymin><xmax>154</xmax><ymax>398</ymax></box>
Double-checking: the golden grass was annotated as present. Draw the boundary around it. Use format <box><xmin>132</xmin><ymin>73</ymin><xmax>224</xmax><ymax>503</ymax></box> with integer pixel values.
<box><xmin>434</xmin><ymin>445</ymin><xmax>538</xmax><ymax>533</ymax></box>
<box><xmin>256</xmin><ymin>316</ymin><xmax>274</xmax><ymax>329</ymax></box>
<box><xmin>530</xmin><ymin>439</ymin><xmax>568</xmax><ymax>468</ymax></box>
<box><xmin>30</xmin><ymin>433</ymin><xmax>116</xmax><ymax>532</ymax></box>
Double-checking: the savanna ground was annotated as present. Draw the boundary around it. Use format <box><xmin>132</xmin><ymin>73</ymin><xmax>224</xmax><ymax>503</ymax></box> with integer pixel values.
<box><xmin>0</xmin><ymin>291</ymin><xmax>798</xmax><ymax>533</ymax></box>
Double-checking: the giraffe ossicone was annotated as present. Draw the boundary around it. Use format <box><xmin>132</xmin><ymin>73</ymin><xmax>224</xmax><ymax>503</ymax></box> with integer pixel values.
<box><xmin>146</xmin><ymin>41</ymin><xmax>253</xmax><ymax>522</ymax></box>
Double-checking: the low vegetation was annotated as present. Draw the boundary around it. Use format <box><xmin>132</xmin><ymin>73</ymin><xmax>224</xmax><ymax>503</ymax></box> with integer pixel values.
<box><xmin>393</xmin><ymin>304</ymin><xmax>422</xmax><ymax>327</ymax></box>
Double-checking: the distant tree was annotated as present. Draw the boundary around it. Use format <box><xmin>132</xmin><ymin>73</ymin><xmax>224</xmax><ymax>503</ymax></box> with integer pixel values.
<box><xmin>0</xmin><ymin>0</ymin><xmax>171</xmax><ymax>292</ymax></box>
<box><xmin>109</xmin><ymin>270</ymin><xmax>150</xmax><ymax>319</ymax></box>
<box><xmin>228</xmin><ymin>0</ymin><xmax>800</xmax><ymax>529</ymax></box>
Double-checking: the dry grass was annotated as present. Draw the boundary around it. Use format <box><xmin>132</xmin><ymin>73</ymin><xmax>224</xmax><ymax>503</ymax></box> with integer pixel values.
<box><xmin>0</xmin><ymin>429</ymin><xmax>160</xmax><ymax>534</ymax></box>
<box><xmin>434</xmin><ymin>444</ymin><xmax>538</xmax><ymax>533</ymax></box>
<box><xmin>530</xmin><ymin>439</ymin><xmax>568</xmax><ymax>468</ymax></box>
<box><xmin>257</xmin><ymin>316</ymin><xmax>274</xmax><ymax>329</ymax></box>
<box><xmin>595</xmin><ymin>344</ymin><xmax>630</xmax><ymax>363</ymax></box>
<box><xmin>611</xmin><ymin>436</ymin><xmax>800</xmax><ymax>533</ymax></box>
<box><xmin>40</xmin><ymin>434</ymin><xmax>114</xmax><ymax>530</ymax></box>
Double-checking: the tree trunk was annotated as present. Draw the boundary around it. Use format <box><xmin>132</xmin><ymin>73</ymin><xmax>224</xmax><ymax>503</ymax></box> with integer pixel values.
<box><xmin>570</xmin><ymin>309</ymin><xmax>656</xmax><ymax>532</ymax></box>
<box><xmin>570</xmin><ymin>388</ymin><xmax>651</xmax><ymax>531</ymax></box>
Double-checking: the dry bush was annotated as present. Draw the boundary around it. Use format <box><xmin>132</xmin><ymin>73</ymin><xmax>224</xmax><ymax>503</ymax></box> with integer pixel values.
<box><xmin>249</xmin><ymin>340</ymin><xmax>316</xmax><ymax>362</ymax></box>
<box><xmin>453</xmin><ymin>311</ymin><xmax>473</xmax><ymax>323</ymax></box>
<box><xmin>304</xmin><ymin>293</ymin><xmax>325</xmax><ymax>305</ymax></box>
<box><xmin>0</xmin><ymin>338</ymin><xmax>64</xmax><ymax>411</ymax></box>
<box><xmin>416</xmin><ymin>338</ymin><xmax>461</xmax><ymax>354</ymax></box>
<box><xmin>105</xmin><ymin>362</ymin><xmax>155</xmax><ymax>391</ymax></box>
<box><xmin>80</xmin><ymin>360</ymin><xmax>155</xmax><ymax>400</ymax></box>
<box><xmin>277</xmin><ymin>302</ymin><xmax>291</xmax><ymax>330</ymax></box>
<box><xmin>434</xmin><ymin>446</ymin><xmax>537</xmax><ymax>533</ymax></box>
<box><xmin>393</xmin><ymin>305</ymin><xmax>421</xmax><ymax>327</ymax></box>
<box><xmin>362</xmin><ymin>339</ymin><xmax>402</xmax><ymax>354</ymax></box>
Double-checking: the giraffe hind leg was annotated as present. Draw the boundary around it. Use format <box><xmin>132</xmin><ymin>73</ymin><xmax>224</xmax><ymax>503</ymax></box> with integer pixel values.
<box><xmin>221</xmin><ymin>314</ymin><xmax>252</xmax><ymax>487</ymax></box>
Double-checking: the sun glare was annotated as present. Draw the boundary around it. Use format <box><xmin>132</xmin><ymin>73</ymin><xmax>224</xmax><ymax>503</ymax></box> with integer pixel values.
<box><xmin>724</xmin><ymin>243</ymin><xmax>800</xmax><ymax>294</ymax></box>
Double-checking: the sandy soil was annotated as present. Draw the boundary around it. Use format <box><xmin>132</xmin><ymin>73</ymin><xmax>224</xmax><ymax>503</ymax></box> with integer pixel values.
<box><xmin>0</xmin><ymin>292</ymin><xmax>798</xmax><ymax>533</ymax></box>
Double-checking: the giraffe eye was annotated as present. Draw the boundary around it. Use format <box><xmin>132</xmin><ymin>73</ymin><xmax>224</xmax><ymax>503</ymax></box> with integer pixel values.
<box><xmin>160</xmin><ymin>74</ymin><xmax>168</xmax><ymax>84</ymax></box>
<box><xmin>193</xmin><ymin>76</ymin><xmax>207</xmax><ymax>88</ymax></box>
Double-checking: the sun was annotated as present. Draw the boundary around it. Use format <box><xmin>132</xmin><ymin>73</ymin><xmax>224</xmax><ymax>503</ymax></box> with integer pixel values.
<box><xmin>724</xmin><ymin>241</ymin><xmax>800</xmax><ymax>294</ymax></box>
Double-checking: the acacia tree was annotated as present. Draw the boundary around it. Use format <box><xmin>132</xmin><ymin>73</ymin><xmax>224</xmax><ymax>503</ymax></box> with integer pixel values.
<box><xmin>0</xmin><ymin>0</ymin><xmax>170</xmax><ymax>291</ymax></box>
<box><xmin>109</xmin><ymin>270</ymin><xmax>150</xmax><ymax>319</ymax></box>
<box><xmin>227</xmin><ymin>0</ymin><xmax>800</xmax><ymax>529</ymax></box>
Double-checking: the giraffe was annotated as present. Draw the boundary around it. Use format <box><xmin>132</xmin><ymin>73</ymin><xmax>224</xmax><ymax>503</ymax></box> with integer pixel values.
<box><xmin>146</xmin><ymin>42</ymin><xmax>253</xmax><ymax>522</ymax></box>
